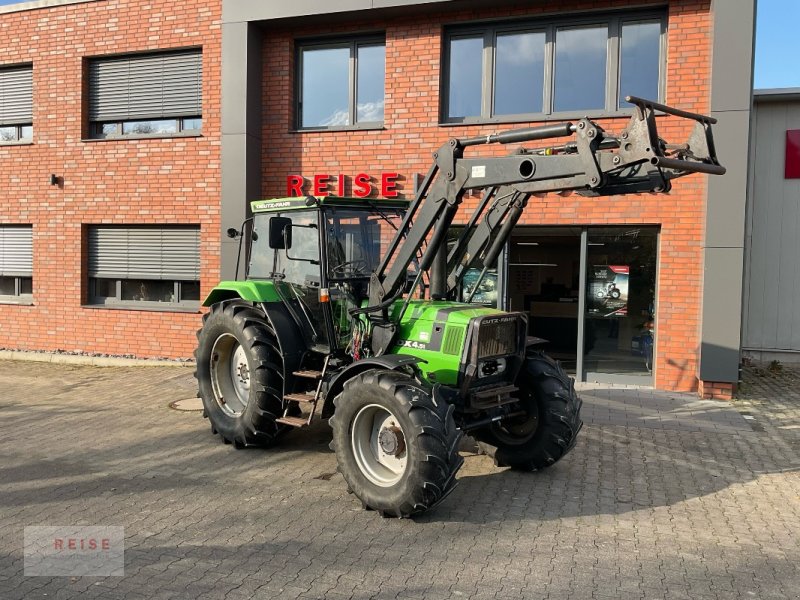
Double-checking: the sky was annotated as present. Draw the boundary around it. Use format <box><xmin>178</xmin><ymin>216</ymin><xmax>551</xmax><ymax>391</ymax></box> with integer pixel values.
<box><xmin>754</xmin><ymin>0</ymin><xmax>800</xmax><ymax>89</ymax></box>
<box><xmin>0</xmin><ymin>0</ymin><xmax>797</xmax><ymax>89</ymax></box>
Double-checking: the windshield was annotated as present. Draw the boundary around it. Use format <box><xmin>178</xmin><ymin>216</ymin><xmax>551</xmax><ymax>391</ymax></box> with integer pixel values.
<box><xmin>325</xmin><ymin>207</ymin><xmax>405</xmax><ymax>279</ymax></box>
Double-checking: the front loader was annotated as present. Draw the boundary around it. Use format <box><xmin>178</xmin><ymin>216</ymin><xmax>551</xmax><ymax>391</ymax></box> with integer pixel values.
<box><xmin>195</xmin><ymin>97</ymin><xmax>725</xmax><ymax>517</ymax></box>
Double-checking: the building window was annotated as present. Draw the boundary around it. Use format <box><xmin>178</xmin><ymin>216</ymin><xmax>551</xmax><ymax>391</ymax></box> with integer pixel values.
<box><xmin>87</xmin><ymin>226</ymin><xmax>201</xmax><ymax>308</ymax></box>
<box><xmin>443</xmin><ymin>12</ymin><xmax>665</xmax><ymax>122</ymax></box>
<box><xmin>0</xmin><ymin>225</ymin><xmax>33</xmax><ymax>301</ymax></box>
<box><xmin>0</xmin><ymin>65</ymin><xmax>33</xmax><ymax>143</ymax></box>
<box><xmin>88</xmin><ymin>49</ymin><xmax>202</xmax><ymax>139</ymax></box>
<box><xmin>297</xmin><ymin>37</ymin><xmax>385</xmax><ymax>129</ymax></box>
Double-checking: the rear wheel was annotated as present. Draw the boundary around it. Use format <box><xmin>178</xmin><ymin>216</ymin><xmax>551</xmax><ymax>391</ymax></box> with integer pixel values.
<box><xmin>195</xmin><ymin>301</ymin><xmax>286</xmax><ymax>448</ymax></box>
<box><xmin>475</xmin><ymin>352</ymin><xmax>582</xmax><ymax>470</ymax></box>
<box><xmin>330</xmin><ymin>369</ymin><xmax>463</xmax><ymax>517</ymax></box>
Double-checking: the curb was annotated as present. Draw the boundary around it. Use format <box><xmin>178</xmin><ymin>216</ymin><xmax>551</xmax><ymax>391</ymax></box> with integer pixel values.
<box><xmin>0</xmin><ymin>350</ymin><xmax>194</xmax><ymax>368</ymax></box>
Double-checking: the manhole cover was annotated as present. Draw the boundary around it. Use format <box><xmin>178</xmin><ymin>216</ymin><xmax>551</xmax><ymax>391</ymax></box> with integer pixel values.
<box><xmin>169</xmin><ymin>398</ymin><xmax>204</xmax><ymax>411</ymax></box>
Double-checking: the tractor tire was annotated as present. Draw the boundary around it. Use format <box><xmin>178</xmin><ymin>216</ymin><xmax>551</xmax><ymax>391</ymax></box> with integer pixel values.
<box><xmin>195</xmin><ymin>301</ymin><xmax>286</xmax><ymax>448</ymax></box>
<box><xmin>475</xmin><ymin>352</ymin><xmax>582</xmax><ymax>471</ymax></box>
<box><xmin>329</xmin><ymin>369</ymin><xmax>463</xmax><ymax>518</ymax></box>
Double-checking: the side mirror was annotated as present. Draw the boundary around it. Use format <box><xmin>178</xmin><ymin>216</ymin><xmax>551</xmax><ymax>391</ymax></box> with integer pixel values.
<box><xmin>269</xmin><ymin>216</ymin><xmax>293</xmax><ymax>249</ymax></box>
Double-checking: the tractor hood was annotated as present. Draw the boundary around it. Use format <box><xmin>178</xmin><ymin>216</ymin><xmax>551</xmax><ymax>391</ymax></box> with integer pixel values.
<box><xmin>389</xmin><ymin>300</ymin><xmax>503</xmax><ymax>326</ymax></box>
<box><xmin>388</xmin><ymin>300</ymin><xmax>508</xmax><ymax>386</ymax></box>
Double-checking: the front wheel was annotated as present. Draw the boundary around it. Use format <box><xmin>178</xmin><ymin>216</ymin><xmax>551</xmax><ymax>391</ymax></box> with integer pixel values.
<box><xmin>475</xmin><ymin>352</ymin><xmax>582</xmax><ymax>470</ymax></box>
<box><xmin>330</xmin><ymin>369</ymin><xmax>463</xmax><ymax>518</ymax></box>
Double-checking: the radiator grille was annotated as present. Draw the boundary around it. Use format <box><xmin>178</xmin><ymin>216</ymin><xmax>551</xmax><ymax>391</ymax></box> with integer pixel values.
<box><xmin>442</xmin><ymin>326</ymin><xmax>465</xmax><ymax>355</ymax></box>
<box><xmin>477</xmin><ymin>318</ymin><xmax>519</xmax><ymax>358</ymax></box>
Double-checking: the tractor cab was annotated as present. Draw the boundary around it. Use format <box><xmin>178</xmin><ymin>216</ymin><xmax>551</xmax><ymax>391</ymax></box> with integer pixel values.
<box><xmin>246</xmin><ymin>196</ymin><xmax>410</xmax><ymax>353</ymax></box>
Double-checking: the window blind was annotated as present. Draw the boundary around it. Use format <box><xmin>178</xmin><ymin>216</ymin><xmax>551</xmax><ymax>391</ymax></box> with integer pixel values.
<box><xmin>0</xmin><ymin>66</ymin><xmax>33</xmax><ymax>125</ymax></box>
<box><xmin>0</xmin><ymin>225</ymin><xmax>33</xmax><ymax>276</ymax></box>
<box><xmin>88</xmin><ymin>226</ymin><xmax>200</xmax><ymax>280</ymax></box>
<box><xmin>88</xmin><ymin>50</ymin><xmax>202</xmax><ymax>122</ymax></box>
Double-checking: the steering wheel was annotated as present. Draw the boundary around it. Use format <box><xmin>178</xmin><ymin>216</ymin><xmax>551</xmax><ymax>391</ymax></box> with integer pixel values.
<box><xmin>331</xmin><ymin>259</ymin><xmax>369</xmax><ymax>275</ymax></box>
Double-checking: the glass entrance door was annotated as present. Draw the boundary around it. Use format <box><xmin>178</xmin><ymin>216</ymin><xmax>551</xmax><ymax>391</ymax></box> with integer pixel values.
<box><xmin>498</xmin><ymin>226</ymin><xmax>659</xmax><ymax>385</ymax></box>
<box><xmin>581</xmin><ymin>228</ymin><xmax>658</xmax><ymax>385</ymax></box>
<box><xmin>508</xmin><ymin>228</ymin><xmax>583</xmax><ymax>374</ymax></box>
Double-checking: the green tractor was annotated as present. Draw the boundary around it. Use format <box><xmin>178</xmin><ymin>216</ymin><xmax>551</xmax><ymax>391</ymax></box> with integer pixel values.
<box><xmin>195</xmin><ymin>97</ymin><xmax>724</xmax><ymax>517</ymax></box>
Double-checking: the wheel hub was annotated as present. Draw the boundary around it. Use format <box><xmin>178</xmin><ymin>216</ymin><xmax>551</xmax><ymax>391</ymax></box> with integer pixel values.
<box><xmin>491</xmin><ymin>396</ymin><xmax>540</xmax><ymax>445</ymax></box>
<box><xmin>235</xmin><ymin>355</ymin><xmax>249</xmax><ymax>387</ymax></box>
<box><xmin>351</xmin><ymin>404</ymin><xmax>409</xmax><ymax>487</ymax></box>
<box><xmin>209</xmin><ymin>334</ymin><xmax>251</xmax><ymax>417</ymax></box>
<box><xmin>378</xmin><ymin>426</ymin><xmax>405</xmax><ymax>457</ymax></box>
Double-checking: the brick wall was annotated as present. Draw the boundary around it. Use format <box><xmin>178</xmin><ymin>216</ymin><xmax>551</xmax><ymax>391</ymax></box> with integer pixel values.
<box><xmin>698</xmin><ymin>380</ymin><xmax>736</xmax><ymax>401</ymax></box>
<box><xmin>0</xmin><ymin>0</ymin><xmax>221</xmax><ymax>359</ymax></box>
<box><xmin>0</xmin><ymin>0</ymin><xmax>719</xmax><ymax>394</ymax></box>
<box><xmin>260</xmin><ymin>0</ymin><xmax>714</xmax><ymax>393</ymax></box>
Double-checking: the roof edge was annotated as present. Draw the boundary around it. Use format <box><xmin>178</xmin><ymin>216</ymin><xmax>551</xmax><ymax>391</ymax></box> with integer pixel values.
<box><xmin>754</xmin><ymin>88</ymin><xmax>800</xmax><ymax>103</ymax></box>
<box><xmin>222</xmin><ymin>0</ymin><xmax>460</xmax><ymax>24</ymax></box>
<box><xmin>0</xmin><ymin>0</ymin><xmax>104</xmax><ymax>15</ymax></box>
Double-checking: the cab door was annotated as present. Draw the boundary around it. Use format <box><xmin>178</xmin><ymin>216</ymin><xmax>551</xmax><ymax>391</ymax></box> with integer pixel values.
<box><xmin>255</xmin><ymin>210</ymin><xmax>331</xmax><ymax>352</ymax></box>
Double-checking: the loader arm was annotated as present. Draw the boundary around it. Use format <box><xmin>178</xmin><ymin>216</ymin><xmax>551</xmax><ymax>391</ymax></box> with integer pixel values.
<box><xmin>362</xmin><ymin>97</ymin><xmax>725</xmax><ymax>355</ymax></box>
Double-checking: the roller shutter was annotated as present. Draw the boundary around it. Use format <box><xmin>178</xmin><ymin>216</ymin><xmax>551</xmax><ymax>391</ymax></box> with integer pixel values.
<box><xmin>0</xmin><ymin>66</ymin><xmax>33</xmax><ymax>125</ymax></box>
<box><xmin>88</xmin><ymin>226</ymin><xmax>200</xmax><ymax>281</ymax></box>
<box><xmin>88</xmin><ymin>50</ymin><xmax>202</xmax><ymax>122</ymax></box>
<box><xmin>0</xmin><ymin>226</ymin><xmax>33</xmax><ymax>277</ymax></box>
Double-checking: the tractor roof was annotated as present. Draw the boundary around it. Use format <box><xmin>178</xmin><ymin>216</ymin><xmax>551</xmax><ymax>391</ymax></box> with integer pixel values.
<box><xmin>250</xmin><ymin>196</ymin><xmax>410</xmax><ymax>213</ymax></box>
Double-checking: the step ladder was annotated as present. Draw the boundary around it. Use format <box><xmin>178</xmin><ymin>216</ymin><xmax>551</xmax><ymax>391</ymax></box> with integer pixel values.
<box><xmin>276</xmin><ymin>356</ymin><xmax>329</xmax><ymax>428</ymax></box>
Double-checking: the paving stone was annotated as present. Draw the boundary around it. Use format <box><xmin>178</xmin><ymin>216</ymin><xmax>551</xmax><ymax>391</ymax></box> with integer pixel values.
<box><xmin>0</xmin><ymin>362</ymin><xmax>798</xmax><ymax>599</ymax></box>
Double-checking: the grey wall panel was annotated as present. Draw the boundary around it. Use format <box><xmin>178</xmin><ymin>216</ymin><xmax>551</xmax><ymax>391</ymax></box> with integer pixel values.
<box><xmin>704</xmin><ymin>110</ymin><xmax>751</xmax><ymax>248</ymax></box>
<box><xmin>744</xmin><ymin>99</ymin><xmax>800</xmax><ymax>352</ymax></box>
<box><xmin>220</xmin><ymin>22</ymin><xmax>263</xmax><ymax>280</ymax></box>
<box><xmin>699</xmin><ymin>0</ymin><xmax>756</xmax><ymax>383</ymax></box>
<box><xmin>221</xmin><ymin>23</ymin><xmax>251</xmax><ymax>136</ymax></box>
<box><xmin>701</xmin><ymin>247</ymin><xmax>746</xmax><ymax>381</ymax></box>
<box><xmin>709</xmin><ymin>1</ymin><xmax>757</xmax><ymax>114</ymax></box>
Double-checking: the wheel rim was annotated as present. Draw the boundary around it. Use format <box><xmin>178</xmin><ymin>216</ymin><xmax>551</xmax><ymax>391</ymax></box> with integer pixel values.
<box><xmin>209</xmin><ymin>333</ymin><xmax>250</xmax><ymax>417</ymax></box>
<box><xmin>350</xmin><ymin>404</ymin><xmax>408</xmax><ymax>487</ymax></box>
<box><xmin>491</xmin><ymin>394</ymin><xmax>539</xmax><ymax>445</ymax></box>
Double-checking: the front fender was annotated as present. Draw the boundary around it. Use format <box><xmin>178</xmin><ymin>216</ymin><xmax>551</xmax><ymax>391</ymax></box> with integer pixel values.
<box><xmin>321</xmin><ymin>355</ymin><xmax>426</xmax><ymax>418</ymax></box>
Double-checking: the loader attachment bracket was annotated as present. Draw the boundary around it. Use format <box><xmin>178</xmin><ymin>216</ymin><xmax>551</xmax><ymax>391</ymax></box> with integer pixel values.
<box><xmin>622</xmin><ymin>95</ymin><xmax>726</xmax><ymax>177</ymax></box>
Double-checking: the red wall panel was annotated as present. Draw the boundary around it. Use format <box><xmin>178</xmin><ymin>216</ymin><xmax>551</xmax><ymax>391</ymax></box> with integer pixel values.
<box><xmin>786</xmin><ymin>130</ymin><xmax>800</xmax><ymax>179</ymax></box>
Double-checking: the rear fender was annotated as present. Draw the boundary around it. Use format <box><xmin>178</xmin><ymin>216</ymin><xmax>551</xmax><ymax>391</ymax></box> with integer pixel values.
<box><xmin>203</xmin><ymin>281</ymin><xmax>281</xmax><ymax>307</ymax></box>
<box><xmin>258</xmin><ymin>302</ymin><xmax>307</xmax><ymax>396</ymax></box>
<box><xmin>321</xmin><ymin>355</ymin><xmax>426</xmax><ymax>418</ymax></box>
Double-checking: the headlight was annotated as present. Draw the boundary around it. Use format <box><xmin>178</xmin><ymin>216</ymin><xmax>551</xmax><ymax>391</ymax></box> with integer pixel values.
<box><xmin>479</xmin><ymin>357</ymin><xmax>507</xmax><ymax>378</ymax></box>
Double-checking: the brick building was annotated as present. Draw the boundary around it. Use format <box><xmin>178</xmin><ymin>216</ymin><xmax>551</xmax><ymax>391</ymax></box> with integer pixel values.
<box><xmin>0</xmin><ymin>0</ymin><xmax>755</xmax><ymax>398</ymax></box>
